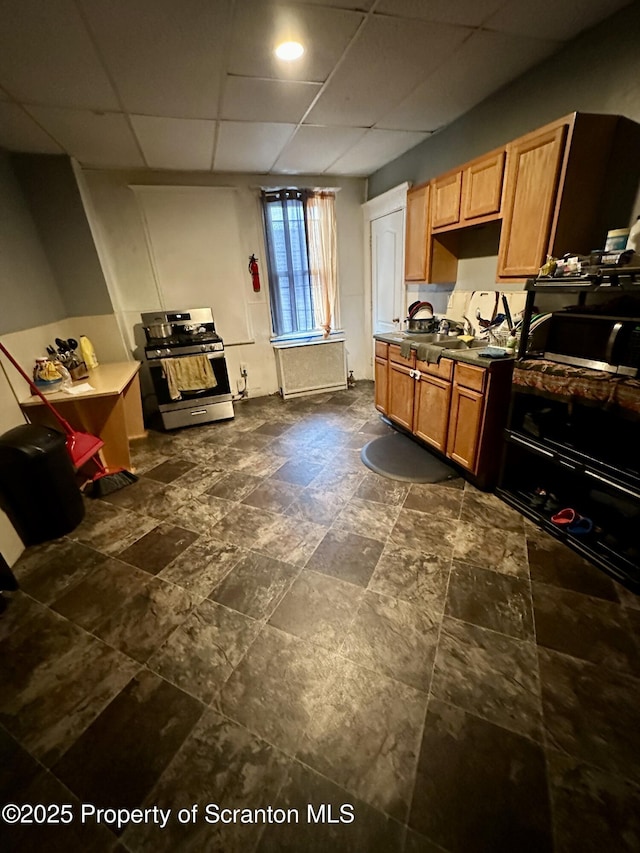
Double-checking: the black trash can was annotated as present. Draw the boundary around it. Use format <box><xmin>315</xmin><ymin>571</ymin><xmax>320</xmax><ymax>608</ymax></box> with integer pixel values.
<box><xmin>0</xmin><ymin>424</ymin><xmax>85</xmax><ymax>545</ymax></box>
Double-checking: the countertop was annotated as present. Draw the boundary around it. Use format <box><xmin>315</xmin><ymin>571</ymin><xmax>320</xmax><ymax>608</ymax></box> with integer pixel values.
<box><xmin>20</xmin><ymin>361</ymin><xmax>142</xmax><ymax>406</ymax></box>
<box><xmin>374</xmin><ymin>333</ymin><xmax>515</xmax><ymax>368</ymax></box>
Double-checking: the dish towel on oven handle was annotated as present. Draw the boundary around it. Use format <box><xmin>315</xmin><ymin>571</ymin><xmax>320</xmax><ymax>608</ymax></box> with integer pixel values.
<box><xmin>161</xmin><ymin>355</ymin><xmax>218</xmax><ymax>401</ymax></box>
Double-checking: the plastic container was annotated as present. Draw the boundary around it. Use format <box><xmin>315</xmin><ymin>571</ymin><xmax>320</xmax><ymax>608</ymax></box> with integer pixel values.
<box><xmin>626</xmin><ymin>216</ymin><xmax>640</xmax><ymax>253</ymax></box>
<box><xmin>605</xmin><ymin>228</ymin><xmax>630</xmax><ymax>251</ymax></box>
<box><xmin>80</xmin><ymin>335</ymin><xmax>99</xmax><ymax>369</ymax></box>
<box><xmin>0</xmin><ymin>424</ymin><xmax>84</xmax><ymax>545</ymax></box>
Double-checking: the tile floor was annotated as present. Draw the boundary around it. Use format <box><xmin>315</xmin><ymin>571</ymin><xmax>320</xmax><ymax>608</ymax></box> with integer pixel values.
<box><xmin>1</xmin><ymin>382</ymin><xmax>639</xmax><ymax>852</ymax></box>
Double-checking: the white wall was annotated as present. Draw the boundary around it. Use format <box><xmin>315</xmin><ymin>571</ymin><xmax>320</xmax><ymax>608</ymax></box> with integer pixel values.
<box><xmin>80</xmin><ymin>168</ymin><xmax>369</xmax><ymax>394</ymax></box>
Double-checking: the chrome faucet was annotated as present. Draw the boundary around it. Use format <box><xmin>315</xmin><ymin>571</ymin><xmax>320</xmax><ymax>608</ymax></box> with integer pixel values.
<box><xmin>462</xmin><ymin>316</ymin><xmax>474</xmax><ymax>336</ymax></box>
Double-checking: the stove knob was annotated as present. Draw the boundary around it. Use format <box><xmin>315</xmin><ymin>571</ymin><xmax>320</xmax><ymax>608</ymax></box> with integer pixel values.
<box><xmin>156</xmin><ymin>349</ymin><xmax>162</xmax><ymax>357</ymax></box>
<box><xmin>201</xmin><ymin>344</ymin><xmax>207</xmax><ymax>352</ymax></box>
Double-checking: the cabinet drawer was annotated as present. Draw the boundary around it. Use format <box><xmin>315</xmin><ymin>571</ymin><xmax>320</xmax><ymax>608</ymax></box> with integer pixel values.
<box><xmin>416</xmin><ymin>356</ymin><xmax>453</xmax><ymax>381</ymax></box>
<box><xmin>375</xmin><ymin>340</ymin><xmax>389</xmax><ymax>359</ymax></box>
<box><xmin>454</xmin><ymin>362</ymin><xmax>486</xmax><ymax>393</ymax></box>
<box><xmin>389</xmin><ymin>344</ymin><xmax>416</xmax><ymax>367</ymax></box>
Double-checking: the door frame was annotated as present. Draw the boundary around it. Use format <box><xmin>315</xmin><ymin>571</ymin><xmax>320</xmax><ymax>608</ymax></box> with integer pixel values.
<box><xmin>362</xmin><ymin>182</ymin><xmax>410</xmax><ymax>378</ymax></box>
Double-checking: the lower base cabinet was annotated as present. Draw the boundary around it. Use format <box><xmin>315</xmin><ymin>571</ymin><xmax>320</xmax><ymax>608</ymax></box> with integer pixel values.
<box><xmin>374</xmin><ymin>341</ymin><xmax>512</xmax><ymax>487</ymax></box>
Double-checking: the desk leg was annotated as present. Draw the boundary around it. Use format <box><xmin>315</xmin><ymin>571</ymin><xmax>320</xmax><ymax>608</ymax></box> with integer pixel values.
<box><xmin>122</xmin><ymin>373</ymin><xmax>147</xmax><ymax>440</ymax></box>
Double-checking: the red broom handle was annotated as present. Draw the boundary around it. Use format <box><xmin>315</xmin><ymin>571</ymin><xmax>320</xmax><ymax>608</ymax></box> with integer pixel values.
<box><xmin>0</xmin><ymin>341</ymin><xmax>76</xmax><ymax>436</ymax></box>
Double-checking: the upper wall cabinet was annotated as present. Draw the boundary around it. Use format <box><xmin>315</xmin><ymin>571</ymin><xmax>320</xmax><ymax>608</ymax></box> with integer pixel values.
<box><xmin>497</xmin><ymin>113</ymin><xmax>619</xmax><ymax>279</ymax></box>
<box><xmin>405</xmin><ymin>182</ymin><xmax>430</xmax><ymax>281</ymax></box>
<box><xmin>431</xmin><ymin>172</ymin><xmax>462</xmax><ymax>229</ymax></box>
<box><xmin>461</xmin><ymin>149</ymin><xmax>505</xmax><ymax>222</ymax></box>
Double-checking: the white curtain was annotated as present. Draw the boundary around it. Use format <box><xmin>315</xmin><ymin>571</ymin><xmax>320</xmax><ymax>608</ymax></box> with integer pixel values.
<box><xmin>307</xmin><ymin>192</ymin><xmax>338</xmax><ymax>338</ymax></box>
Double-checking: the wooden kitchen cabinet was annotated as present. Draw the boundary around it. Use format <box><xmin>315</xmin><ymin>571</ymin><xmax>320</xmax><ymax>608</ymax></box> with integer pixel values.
<box><xmin>461</xmin><ymin>149</ymin><xmax>505</xmax><ymax>222</ymax></box>
<box><xmin>413</xmin><ymin>372</ymin><xmax>451</xmax><ymax>452</ymax></box>
<box><xmin>497</xmin><ymin>113</ymin><xmax>619</xmax><ymax>279</ymax></box>
<box><xmin>387</xmin><ymin>346</ymin><xmax>416</xmax><ymax>431</ymax></box>
<box><xmin>405</xmin><ymin>183</ymin><xmax>430</xmax><ymax>280</ymax></box>
<box><xmin>447</xmin><ymin>383</ymin><xmax>484</xmax><ymax>471</ymax></box>
<box><xmin>431</xmin><ymin>171</ymin><xmax>462</xmax><ymax>229</ymax></box>
<box><xmin>374</xmin><ymin>342</ymin><xmax>389</xmax><ymax>414</ymax></box>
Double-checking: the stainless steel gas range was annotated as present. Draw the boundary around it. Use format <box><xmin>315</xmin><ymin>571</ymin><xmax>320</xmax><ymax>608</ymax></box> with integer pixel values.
<box><xmin>141</xmin><ymin>308</ymin><xmax>234</xmax><ymax>430</ymax></box>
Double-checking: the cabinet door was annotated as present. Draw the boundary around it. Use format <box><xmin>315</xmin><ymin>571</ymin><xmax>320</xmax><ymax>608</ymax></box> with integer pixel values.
<box><xmin>497</xmin><ymin>123</ymin><xmax>567</xmax><ymax>278</ymax></box>
<box><xmin>462</xmin><ymin>150</ymin><xmax>505</xmax><ymax>221</ymax></box>
<box><xmin>388</xmin><ymin>363</ymin><xmax>415</xmax><ymax>431</ymax></box>
<box><xmin>413</xmin><ymin>373</ymin><xmax>451</xmax><ymax>452</ymax></box>
<box><xmin>446</xmin><ymin>384</ymin><xmax>485</xmax><ymax>472</ymax></box>
<box><xmin>432</xmin><ymin>172</ymin><xmax>462</xmax><ymax>229</ymax></box>
<box><xmin>374</xmin><ymin>356</ymin><xmax>388</xmax><ymax>415</ymax></box>
<box><xmin>405</xmin><ymin>184</ymin><xmax>430</xmax><ymax>281</ymax></box>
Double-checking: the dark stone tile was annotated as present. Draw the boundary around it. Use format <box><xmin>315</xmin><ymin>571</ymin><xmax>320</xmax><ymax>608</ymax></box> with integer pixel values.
<box><xmin>527</xmin><ymin>528</ymin><xmax>619</xmax><ymax>601</ymax></box>
<box><xmin>270</xmin><ymin>459</ymin><xmax>326</xmax><ymax>486</ymax></box>
<box><xmin>94</xmin><ymin>576</ymin><xmax>197</xmax><ymax>663</ymax></box>
<box><xmin>615</xmin><ymin>583</ymin><xmax>640</xmax><ymax>609</ymax></box>
<box><xmin>122</xmin><ymin>710</ymin><xmax>289</xmax><ymax>852</ymax></box>
<box><xmin>219</xmin><ymin>625</ymin><xmax>334</xmax><ymax>754</ymax></box>
<box><xmin>459</xmin><ymin>488</ymin><xmax>524</xmax><ymax>532</ymax></box>
<box><xmin>369</xmin><ymin>544</ymin><xmax>450</xmax><ymax>613</ymax></box>
<box><xmin>539</xmin><ymin>647</ymin><xmax>640</xmax><ymax>783</ymax></box>
<box><xmin>252</xmin><ymin>421</ymin><xmax>292</xmax><ymax>436</ymax></box>
<box><xmin>403</xmin><ymin>483</ymin><xmax>463</xmax><ymax>519</ymax></box>
<box><xmin>148</xmin><ymin>599</ymin><xmax>261</xmax><ymax>702</ymax></box>
<box><xmin>53</xmin><ymin>670</ymin><xmax>203</xmax><ymax>813</ymax></box>
<box><xmin>342</xmin><ymin>591</ymin><xmax>440</xmax><ymax>691</ymax></box>
<box><xmin>169</xmin><ymin>494</ymin><xmax>234</xmax><ymax>535</ymax></box>
<box><xmin>0</xmin><ymin>726</ymin><xmax>41</xmax><ymax>802</ymax></box>
<box><xmin>117</xmin><ymin>522</ymin><xmax>198</xmax><ymax>575</ymax></box>
<box><xmin>431</xmin><ymin>617</ymin><xmax>542</xmax><ymax>740</ymax></box>
<box><xmin>257</xmin><ymin>760</ymin><xmax>405</xmax><ymax>852</ymax></box>
<box><xmin>102</xmin><ymin>478</ymin><xmax>193</xmax><ymax>519</ymax></box>
<box><xmin>0</xmin><ymin>605</ymin><xmax>139</xmax><ymax>765</ymax></box>
<box><xmin>12</xmin><ymin>539</ymin><xmax>109</xmax><ymax>605</ymax></box>
<box><xmin>533</xmin><ymin>582</ymin><xmax>640</xmax><ymax>676</ymax></box>
<box><xmin>0</xmin><ymin>589</ymin><xmax>47</xmax><ymax>642</ymax></box>
<box><xmin>159</xmin><ymin>536</ymin><xmax>244</xmax><ymax>597</ymax></box>
<box><xmin>409</xmin><ymin>699</ymin><xmax>552</xmax><ymax>853</ymax></box>
<box><xmin>333</xmin><ymin>497</ymin><xmax>400</xmax><ymax>540</ymax></box>
<box><xmin>306</xmin><ymin>528</ymin><xmax>384</xmax><ymax>587</ymax></box>
<box><xmin>547</xmin><ymin>749</ymin><xmax>640</xmax><ymax>853</ymax></box>
<box><xmin>404</xmin><ymin>828</ymin><xmax>451</xmax><ymax>852</ymax></box>
<box><xmin>173</xmin><ymin>464</ymin><xmax>225</xmax><ymax>496</ymax></box>
<box><xmin>453</xmin><ymin>521</ymin><xmax>528</xmax><ymax>577</ymax></box>
<box><xmin>359</xmin><ymin>417</ymin><xmax>394</xmax><ymax>436</ymax></box>
<box><xmin>355</xmin><ymin>471</ymin><xmax>409</xmax><ymax>505</ymax></box>
<box><xmin>285</xmin><ymin>486</ymin><xmax>349</xmax><ymax>525</ymax></box>
<box><xmin>208</xmin><ymin>504</ymin><xmax>282</xmax><ymax>548</ymax></box>
<box><xmin>68</xmin><ymin>500</ymin><xmax>157</xmax><ymax>555</ymax></box>
<box><xmin>0</xmin><ymin>768</ymin><xmax>119</xmax><ymax>851</ymax></box>
<box><xmin>298</xmin><ymin>657</ymin><xmax>428</xmax><ymax>821</ymax></box>
<box><xmin>228</xmin><ymin>431</ymin><xmax>274</xmax><ymax>451</ymax></box>
<box><xmin>268</xmin><ymin>570</ymin><xmax>364</xmax><ymax>649</ymax></box>
<box><xmin>242</xmin><ymin>479</ymin><xmax>303</xmax><ymax>513</ymax></box>
<box><xmin>446</xmin><ymin>561</ymin><xmax>534</xmax><ymax>640</ymax></box>
<box><xmin>144</xmin><ymin>457</ymin><xmax>196</xmax><ymax>483</ymax></box>
<box><xmin>206</xmin><ymin>471</ymin><xmax>263</xmax><ymax>501</ymax></box>
<box><xmin>52</xmin><ymin>557</ymin><xmax>150</xmax><ymax>631</ymax></box>
<box><xmin>389</xmin><ymin>510</ymin><xmax>455</xmax><ymax>557</ymax></box>
<box><xmin>211</xmin><ymin>552</ymin><xmax>298</xmax><ymax>620</ymax></box>
<box><xmin>252</xmin><ymin>515</ymin><xmax>327</xmax><ymax>567</ymax></box>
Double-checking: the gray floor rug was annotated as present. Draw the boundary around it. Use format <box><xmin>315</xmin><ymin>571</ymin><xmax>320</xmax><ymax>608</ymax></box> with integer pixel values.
<box><xmin>361</xmin><ymin>432</ymin><xmax>458</xmax><ymax>483</ymax></box>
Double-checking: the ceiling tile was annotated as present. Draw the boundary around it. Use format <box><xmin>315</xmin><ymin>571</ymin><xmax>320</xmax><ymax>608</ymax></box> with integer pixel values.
<box><xmin>273</xmin><ymin>125</ymin><xmax>366</xmax><ymax>173</ymax></box>
<box><xmin>0</xmin><ymin>102</ymin><xmax>63</xmax><ymax>153</ymax></box>
<box><xmin>328</xmin><ymin>128</ymin><xmax>429</xmax><ymax>175</ymax></box>
<box><xmin>376</xmin><ymin>0</ymin><xmax>504</xmax><ymax>27</ymax></box>
<box><xmin>483</xmin><ymin>0</ymin><xmax>631</xmax><ymax>41</ymax></box>
<box><xmin>228</xmin><ymin>0</ymin><xmax>364</xmax><ymax>82</ymax></box>
<box><xmin>214</xmin><ymin>121</ymin><xmax>296</xmax><ymax>172</ymax></box>
<box><xmin>221</xmin><ymin>77</ymin><xmax>322</xmax><ymax>123</ymax></box>
<box><xmin>0</xmin><ymin>0</ymin><xmax>118</xmax><ymax>110</ymax></box>
<box><xmin>79</xmin><ymin>0</ymin><xmax>232</xmax><ymax>118</ymax></box>
<box><xmin>376</xmin><ymin>29</ymin><xmax>559</xmax><ymax>131</ymax></box>
<box><xmin>306</xmin><ymin>14</ymin><xmax>471</xmax><ymax>127</ymax></box>
<box><xmin>25</xmin><ymin>107</ymin><xmax>144</xmax><ymax>168</ymax></box>
<box><xmin>131</xmin><ymin>115</ymin><xmax>215</xmax><ymax>170</ymax></box>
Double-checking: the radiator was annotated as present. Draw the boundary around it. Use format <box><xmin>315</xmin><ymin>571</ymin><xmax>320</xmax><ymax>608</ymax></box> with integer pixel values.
<box><xmin>273</xmin><ymin>338</ymin><xmax>348</xmax><ymax>399</ymax></box>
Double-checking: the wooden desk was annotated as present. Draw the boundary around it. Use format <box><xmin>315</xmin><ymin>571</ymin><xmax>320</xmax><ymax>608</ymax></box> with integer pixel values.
<box><xmin>20</xmin><ymin>362</ymin><xmax>146</xmax><ymax>471</ymax></box>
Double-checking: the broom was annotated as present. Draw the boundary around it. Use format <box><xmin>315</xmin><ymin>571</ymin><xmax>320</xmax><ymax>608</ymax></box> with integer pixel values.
<box><xmin>0</xmin><ymin>341</ymin><xmax>138</xmax><ymax>497</ymax></box>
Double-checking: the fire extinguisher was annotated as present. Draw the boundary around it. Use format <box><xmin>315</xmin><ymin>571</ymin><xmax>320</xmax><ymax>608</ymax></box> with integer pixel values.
<box><xmin>248</xmin><ymin>254</ymin><xmax>261</xmax><ymax>292</ymax></box>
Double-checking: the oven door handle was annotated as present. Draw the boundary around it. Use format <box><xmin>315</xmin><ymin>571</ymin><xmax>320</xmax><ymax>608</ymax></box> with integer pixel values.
<box><xmin>605</xmin><ymin>322</ymin><xmax>622</xmax><ymax>364</ymax></box>
<box><xmin>146</xmin><ymin>351</ymin><xmax>226</xmax><ymax>363</ymax></box>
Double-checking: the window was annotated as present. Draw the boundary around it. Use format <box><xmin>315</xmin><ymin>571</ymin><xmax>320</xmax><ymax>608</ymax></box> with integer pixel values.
<box><xmin>262</xmin><ymin>189</ymin><xmax>338</xmax><ymax>339</ymax></box>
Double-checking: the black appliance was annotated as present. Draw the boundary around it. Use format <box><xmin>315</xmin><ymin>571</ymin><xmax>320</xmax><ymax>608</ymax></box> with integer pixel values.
<box><xmin>544</xmin><ymin>312</ymin><xmax>640</xmax><ymax>376</ymax></box>
<box><xmin>142</xmin><ymin>308</ymin><xmax>234</xmax><ymax>430</ymax></box>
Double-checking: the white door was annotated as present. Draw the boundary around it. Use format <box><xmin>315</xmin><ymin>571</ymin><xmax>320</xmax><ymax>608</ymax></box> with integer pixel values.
<box><xmin>371</xmin><ymin>209</ymin><xmax>405</xmax><ymax>334</ymax></box>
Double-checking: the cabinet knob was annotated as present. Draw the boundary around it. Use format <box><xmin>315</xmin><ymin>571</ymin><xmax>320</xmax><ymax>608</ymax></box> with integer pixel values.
<box><xmin>392</xmin><ymin>318</ymin><xmax>400</xmax><ymax>324</ymax></box>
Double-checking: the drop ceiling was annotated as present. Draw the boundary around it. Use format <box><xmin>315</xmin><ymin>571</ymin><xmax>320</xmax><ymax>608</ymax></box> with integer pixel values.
<box><xmin>0</xmin><ymin>0</ymin><xmax>631</xmax><ymax>176</ymax></box>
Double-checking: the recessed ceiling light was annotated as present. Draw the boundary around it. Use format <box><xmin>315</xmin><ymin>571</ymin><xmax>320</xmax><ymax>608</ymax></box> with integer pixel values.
<box><xmin>275</xmin><ymin>41</ymin><xmax>304</xmax><ymax>61</ymax></box>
